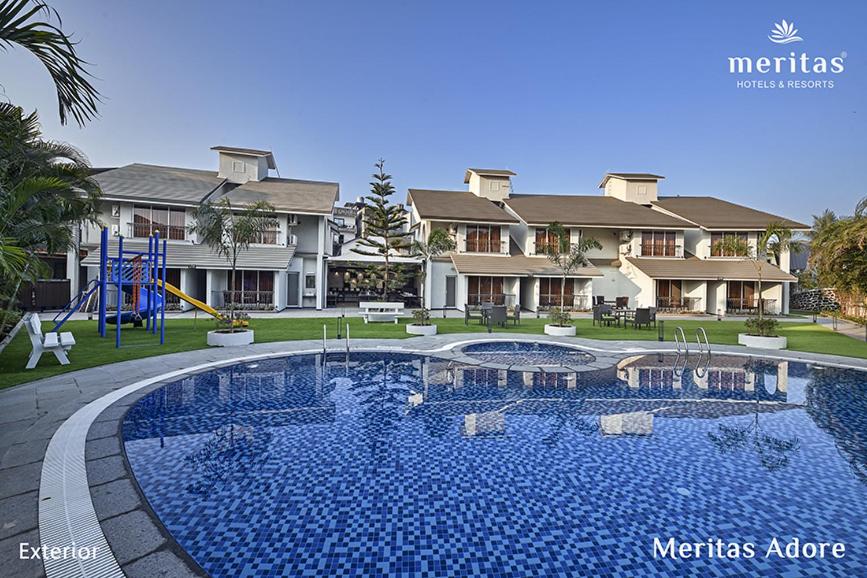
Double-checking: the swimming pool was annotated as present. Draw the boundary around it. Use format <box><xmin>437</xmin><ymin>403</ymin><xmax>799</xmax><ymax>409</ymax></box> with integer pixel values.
<box><xmin>122</xmin><ymin>351</ymin><xmax>867</xmax><ymax>577</ymax></box>
<box><xmin>460</xmin><ymin>341</ymin><xmax>595</xmax><ymax>367</ymax></box>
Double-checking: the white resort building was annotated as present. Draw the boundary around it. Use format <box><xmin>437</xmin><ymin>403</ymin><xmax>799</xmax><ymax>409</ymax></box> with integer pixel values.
<box><xmin>407</xmin><ymin>169</ymin><xmax>808</xmax><ymax>315</ymax></box>
<box><xmin>69</xmin><ymin>146</ymin><xmax>338</xmax><ymax>311</ymax></box>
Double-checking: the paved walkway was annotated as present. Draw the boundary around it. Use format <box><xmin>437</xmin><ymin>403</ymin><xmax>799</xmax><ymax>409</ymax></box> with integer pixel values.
<box><xmin>2</xmin><ymin>334</ymin><xmax>866</xmax><ymax>577</ymax></box>
<box><xmin>817</xmin><ymin>317</ymin><xmax>867</xmax><ymax>342</ymax></box>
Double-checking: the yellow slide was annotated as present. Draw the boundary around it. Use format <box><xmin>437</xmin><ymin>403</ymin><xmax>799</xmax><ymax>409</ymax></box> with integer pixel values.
<box><xmin>157</xmin><ymin>280</ymin><xmax>222</xmax><ymax>319</ymax></box>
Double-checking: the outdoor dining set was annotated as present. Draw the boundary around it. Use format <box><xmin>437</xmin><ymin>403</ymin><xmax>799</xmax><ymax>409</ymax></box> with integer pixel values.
<box><xmin>592</xmin><ymin>296</ymin><xmax>657</xmax><ymax>329</ymax></box>
<box><xmin>465</xmin><ymin>303</ymin><xmax>521</xmax><ymax>327</ymax></box>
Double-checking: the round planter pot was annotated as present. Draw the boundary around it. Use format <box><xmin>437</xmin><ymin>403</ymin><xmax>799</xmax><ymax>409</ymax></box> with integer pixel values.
<box><xmin>544</xmin><ymin>324</ymin><xmax>576</xmax><ymax>337</ymax></box>
<box><xmin>737</xmin><ymin>333</ymin><xmax>787</xmax><ymax>350</ymax></box>
<box><xmin>406</xmin><ymin>324</ymin><xmax>438</xmax><ymax>336</ymax></box>
<box><xmin>207</xmin><ymin>329</ymin><xmax>255</xmax><ymax>347</ymax></box>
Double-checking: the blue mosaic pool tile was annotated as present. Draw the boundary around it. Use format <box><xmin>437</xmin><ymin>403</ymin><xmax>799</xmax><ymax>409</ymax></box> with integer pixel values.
<box><xmin>123</xmin><ymin>353</ymin><xmax>867</xmax><ymax>577</ymax></box>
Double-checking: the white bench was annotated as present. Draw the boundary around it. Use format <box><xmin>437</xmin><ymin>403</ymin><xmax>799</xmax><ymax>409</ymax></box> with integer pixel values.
<box><xmin>25</xmin><ymin>313</ymin><xmax>76</xmax><ymax>369</ymax></box>
<box><xmin>359</xmin><ymin>301</ymin><xmax>405</xmax><ymax>324</ymax></box>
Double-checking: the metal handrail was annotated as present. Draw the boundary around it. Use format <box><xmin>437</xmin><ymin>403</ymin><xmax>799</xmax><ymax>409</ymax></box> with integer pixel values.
<box><xmin>674</xmin><ymin>326</ymin><xmax>688</xmax><ymax>355</ymax></box>
<box><xmin>346</xmin><ymin>323</ymin><xmax>350</xmax><ymax>354</ymax></box>
<box><xmin>696</xmin><ymin>327</ymin><xmax>710</xmax><ymax>355</ymax></box>
<box><xmin>694</xmin><ymin>350</ymin><xmax>711</xmax><ymax>379</ymax></box>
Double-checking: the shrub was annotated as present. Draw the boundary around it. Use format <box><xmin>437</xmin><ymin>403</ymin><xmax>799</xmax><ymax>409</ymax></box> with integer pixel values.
<box><xmin>548</xmin><ymin>307</ymin><xmax>572</xmax><ymax>327</ymax></box>
<box><xmin>216</xmin><ymin>310</ymin><xmax>250</xmax><ymax>333</ymax></box>
<box><xmin>412</xmin><ymin>308</ymin><xmax>431</xmax><ymax>326</ymax></box>
<box><xmin>745</xmin><ymin>316</ymin><xmax>778</xmax><ymax>337</ymax></box>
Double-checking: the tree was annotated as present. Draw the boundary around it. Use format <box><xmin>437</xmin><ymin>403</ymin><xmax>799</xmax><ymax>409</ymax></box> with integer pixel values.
<box><xmin>544</xmin><ymin>222</ymin><xmax>601</xmax><ymax>308</ymax></box>
<box><xmin>411</xmin><ymin>228</ymin><xmax>455</xmax><ymax>308</ymax></box>
<box><xmin>0</xmin><ymin>0</ymin><xmax>100</xmax><ymax>126</ymax></box>
<box><xmin>189</xmin><ymin>198</ymin><xmax>276</xmax><ymax>330</ymax></box>
<box><xmin>712</xmin><ymin>222</ymin><xmax>798</xmax><ymax>322</ymax></box>
<box><xmin>355</xmin><ymin>160</ymin><xmax>414</xmax><ymax>300</ymax></box>
<box><xmin>0</xmin><ymin>103</ymin><xmax>101</xmax><ymax>335</ymax></box>
<box><xmin>810</xmin><ymin>197</ymin><xmax>867</xmax><ymax>297</ymax></box>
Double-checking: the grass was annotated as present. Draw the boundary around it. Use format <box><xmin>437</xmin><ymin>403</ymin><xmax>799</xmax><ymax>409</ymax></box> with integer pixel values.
<box><xmin>1</xmin><ymin>316</ymin><xmax>865</xmax><ymax>389</ymax></box>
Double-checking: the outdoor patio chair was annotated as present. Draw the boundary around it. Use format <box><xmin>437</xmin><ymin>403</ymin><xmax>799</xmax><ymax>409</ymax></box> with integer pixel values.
<box><xmin>594</xmin><ymin>295</ymin><xmax>605</xmax><ymax>306</ymax></box>
<box><xmin>595</xmin><ymin>305</ymin><xmax>619</xmax><ymax>327</ymax></box>
<box><xmin>648</xmin><ymin>307</ymin><xmax>657</xmax><ymax>327</ymax></box>
<box><xmin>465</xmin><ymin>307</ymin><xmax>483</xmax><ymax>325</ymax></box>
<box><xmin>506</xmin><ymin>305</ymin><xmax>521</xmax><ymax>326</ymax></box>
<box><xmin>490</xmin><ymin>305</ymin><xmax>507</xmax><ymax>327</ymax></box>
<box><xmin>632</xmin><ymin>308</ymin><xmax>651</xmax><ymax>329</ymax></box>
<box><xmin>616</xmin><ymin>296</ymin><xmax>629</xmax><ymax>309</ymax></box>
<box><xmin>25</xmin><ymin>312</ymin><xmax>76</xmax><ymax>369</ymax></box>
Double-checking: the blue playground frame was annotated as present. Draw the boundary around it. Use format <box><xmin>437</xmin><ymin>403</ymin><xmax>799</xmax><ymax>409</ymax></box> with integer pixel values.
<box><xmin>53</xmin><ymin>227</ymin><xmax>167</xmax><ymax>347</ymax></box>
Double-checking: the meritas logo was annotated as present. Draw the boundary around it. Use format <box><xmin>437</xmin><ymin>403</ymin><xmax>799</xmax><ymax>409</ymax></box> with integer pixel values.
<box><xmin>728</xmin><ymin>20</ymin><xmax>846</xmax><ymax>89</ymax></box>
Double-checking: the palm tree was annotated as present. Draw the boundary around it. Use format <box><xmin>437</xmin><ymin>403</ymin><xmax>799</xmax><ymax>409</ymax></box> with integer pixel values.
<box><xmin>544</xmin><ymin>222</ymin><xmax>602</xmax><ymax>308</ymax></box>
<box><xmin>712</xmin><ymin>221</ymin><xmax>797</xmax><ymax>321</ymax></box>
<box><xmin>0</xmin><ymin>0</ymin><xmax>100</xmax><ymax>126</ymax></box>
<box><xmin>0</xmin><ymin>103</ymin><xmax>101</xmax><ymax>334</ymax></box>
<box><xmin>189</xmin><ymin>198</ymin><xmax>276</xmax><ymax>329</ymax></box>
<box><xmin>411</xmin><ymin>228</ymin><xmax>456</xmax><ymax>308</ymax></box>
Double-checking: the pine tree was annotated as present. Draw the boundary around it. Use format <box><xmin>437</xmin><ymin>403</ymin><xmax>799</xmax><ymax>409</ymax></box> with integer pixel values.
<box><xmin>355</xmin><ymin>159</ymin><xmax>414</xmax><ymax>299</ymax></box>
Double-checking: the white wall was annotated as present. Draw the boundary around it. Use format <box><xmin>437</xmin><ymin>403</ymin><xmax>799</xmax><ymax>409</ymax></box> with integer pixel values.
<box><xmin>428</xmin><ymin>260</ymin><xmax>456</xmax><ymax>309</ymax></box>
<box><xmin>682</xmin><ymin>280</ymin><xmax>707</xmax><ymax>312</ymax></box>
<box><xmin>602</xmin><ymin>177</ymin><xmax>659</xmax><ymax>204</ymax></box>
<box><xmin>707</xmin><ymin>281</ymin><xmax>727</xmax><ymax>315</ymax></box>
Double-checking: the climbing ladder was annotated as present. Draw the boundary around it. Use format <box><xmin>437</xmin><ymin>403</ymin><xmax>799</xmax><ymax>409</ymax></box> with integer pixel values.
<box><xmin>51</xmin><ymin>279</ymin><xmax>99</xmax><ymax>333</ymax></box>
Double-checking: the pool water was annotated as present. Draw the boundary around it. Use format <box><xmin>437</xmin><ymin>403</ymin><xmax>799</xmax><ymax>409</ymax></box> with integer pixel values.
<box><xmin>460</xmin><ymin>341</ymin><xmax>595</xmax><ymax>367</ymax></box>
<box><xmin>123</xmin><ymin>352</ymin><xmax>867</xmax><ymax>577</ymax></box>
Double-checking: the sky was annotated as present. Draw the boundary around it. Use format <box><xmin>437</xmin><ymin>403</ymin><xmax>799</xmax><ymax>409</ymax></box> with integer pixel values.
<box><xmin>2</xmin><ymin>0</ymin><xmax>865</xmax><ymax>224</ymax></box>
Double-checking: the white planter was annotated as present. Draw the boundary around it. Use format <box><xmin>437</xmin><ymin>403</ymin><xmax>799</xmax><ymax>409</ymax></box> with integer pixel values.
<box><xmin>738</xmin><ymin>333</ymin><xmax>787</xmax><ymax>350</ymax></box>
<box><xmin>406</xmin><ymin>324</ymin><xmax>438</xmax><ymax>336</ymax></box>
<box><xmin>207</xmin><ymin>329</ymin><xmax>254</xmax><ymax>347</ymax></box>
<box><xmin>544</xmin><ymin>324</ymin><xmax>576</xmax><ymax>337</ymax></box>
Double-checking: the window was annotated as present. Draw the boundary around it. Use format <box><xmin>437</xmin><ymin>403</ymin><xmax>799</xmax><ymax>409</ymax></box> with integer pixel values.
<box><xmin>539</xmin><ymin>278</ymin><xmax>575</xmax><ymax>307</ymax></box>
<box><xmin>656</xmin><ymin>279</ymin><xmax>682</xmax><ymax>308</ymax></box>
<box><xmin>305</xmin><ymin>273</ymin><xmax>317</xmax><ymax>290</ymax></box>
<box><xmin>641</xmin><ymin>231</ymin><xmax>677</xmax><ymax>257</ymax></box>
<box><xmin>489</xmin><ymin>181</ymin><xmax>500</xmax><ymax>191</ymax></box>
<box><xmin>467</xmin><ymin>276</ymin><xmax>505</xmax><ymax>305</ymax></box>
<box><xmin>132</xmin><ymin>205</ymin><xmax>186</xmax><ymax>240</ymax></box>
<box><xmin>535</xmin><ymin>227</ymin><xmax>570</xmax><ymax>255</ymax></box>
<box><xmin>232</xmin><ymin>160</ymin><xmax>245</xmax><ymax>173</ymax></box>
<box><xmin>710</xmin><ymin>232</ymin><xmax>748</xmax><ymax>257</ymax></box>
<box><xmin>465</xmin><ymin>225</ymin><xmax>501</xmax><ymax>253</ymax></box>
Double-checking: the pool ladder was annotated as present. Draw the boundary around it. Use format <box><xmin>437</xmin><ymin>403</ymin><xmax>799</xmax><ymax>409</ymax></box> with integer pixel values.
<box><xmin>674</xmin><ymin>326</ymin><xmax>711</xmax><ymax>356</ymax></box>
<box><xmin>322</xmin><ymin>323</ymin><xmax>351</xmax><ymax>357</ymax></box>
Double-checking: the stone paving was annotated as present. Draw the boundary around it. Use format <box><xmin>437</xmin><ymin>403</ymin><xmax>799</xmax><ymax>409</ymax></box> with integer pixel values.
<box><xmin>2</xmin><ymin>333</ymin><xmax>866</xmax><ymax>577</ymax></box>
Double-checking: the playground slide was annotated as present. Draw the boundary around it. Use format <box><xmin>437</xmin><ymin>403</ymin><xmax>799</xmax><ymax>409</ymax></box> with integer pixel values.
<box><xmin>157</xmin><ymin>280</ymin><xmax>221</xmax><ymax>319</ymax></box>
<box><xmin>106</xmin><ymin>286</ymin><xmax>163</xmax><ymax>325</ymax></box>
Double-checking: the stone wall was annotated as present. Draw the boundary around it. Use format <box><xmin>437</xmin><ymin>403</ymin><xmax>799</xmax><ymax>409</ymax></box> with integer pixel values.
<box><xmin>790</xmin><ymin>288</ymin><xmax>840</xmax><ymax>312</ymax></box>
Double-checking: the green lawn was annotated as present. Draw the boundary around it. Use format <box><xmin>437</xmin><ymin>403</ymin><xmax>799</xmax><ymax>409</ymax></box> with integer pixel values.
<box><xmin>1</xmin><ymin>316</ymin><xmax>864</xmax><ymax>389</ymax></box>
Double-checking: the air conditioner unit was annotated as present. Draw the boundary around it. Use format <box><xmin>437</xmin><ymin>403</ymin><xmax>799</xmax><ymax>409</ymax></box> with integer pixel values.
<box><xmin>287</xmin><ymin>214</ymin><xmax>298</xmax><ymax>226</ymax></box>
<box><xmin>620</xmin><ymin>230</ymin><xmax>633</xmax><ymax>242</ymax></box>
<box><xmin>449</xmin><ymin>224</ymin><xmax>457</xmax><ymax>234</ymax></box>
<box><xmin>288</xmin><ymin>234</ymin><xmax>298</xmax><ymax>245</ymax></box>
<box><xmin>111</xmin><ymin>224</ymin><xmax>120</xmax><ymax>236</ymax></box>
<box><xmin>111</xmin><ymin>204</ymin><xmax>120</xmax><ymax>217</ymax></box>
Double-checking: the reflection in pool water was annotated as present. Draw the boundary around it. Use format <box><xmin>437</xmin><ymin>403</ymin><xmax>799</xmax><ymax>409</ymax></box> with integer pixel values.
<box><xmin>123</xmin><ymin>352</ymin><xmax>867</xmax><ymax>577</ymax></box>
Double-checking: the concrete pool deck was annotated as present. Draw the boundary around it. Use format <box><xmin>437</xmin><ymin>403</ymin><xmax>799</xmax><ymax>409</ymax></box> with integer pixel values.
<box><xmin>2</xmin><ymin>334</ymin><xmax>867</xmax><ymax>578</ymax></box>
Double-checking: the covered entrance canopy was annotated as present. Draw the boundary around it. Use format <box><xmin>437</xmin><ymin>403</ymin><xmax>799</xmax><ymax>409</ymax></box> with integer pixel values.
<box><xmin>326</xmin><ymin>238</ymin><xmax>422</xmax><ymax>307</ymax></box>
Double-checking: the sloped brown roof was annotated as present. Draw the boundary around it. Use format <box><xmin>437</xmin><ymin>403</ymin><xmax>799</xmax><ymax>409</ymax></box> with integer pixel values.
<box><xmin>504</xmin><ymin>195</ymin><xmax>692</xmax><ymax>228</ymax></box>
<box><xmin>407</xmin><ymin>189</ymin><xmax>518</xmax><ymax>223</ymax></box>
<box><xmin>450</xmin><ymin>254</ymin><xmax>602</xmax><ymax>277</ymax></box>
<box><xmin>222</xmin><ymin>177</ymin><xmax>339</xmax><ymax>214</ymax></box>
<box><xmin>624</xmin><ymin>255</ymin><xmax>796</xmax><ymax>281</ymax></box>
<box><xmin>653</xmin><ymin>196</ymin><xmax>809</xmax><ymax>230</ymax></box>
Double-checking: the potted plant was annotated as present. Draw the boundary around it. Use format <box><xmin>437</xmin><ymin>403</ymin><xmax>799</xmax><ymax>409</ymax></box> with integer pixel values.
<box><xmin>207</xmin><ymin>311</ymin><xmax>254</xmax><ymax>346</ymax></box>
<box><xmin>190</xmin><ymin>197</ymin><xmax>276</xmax><ymax>347</ymax></box>
<box><xmin>713</xmin><ymin>222</ymin><xmax>801</xmax><ymax>350</ymax></box>
<box><xmin>406</xmin><ymin>307</ymin><xmax>437</xmax><ymax>336</ymax></box>
<box><xmin>545</xmin><ymin>306</ymin><xmax>576</xmax><ymax>336</ymax></box>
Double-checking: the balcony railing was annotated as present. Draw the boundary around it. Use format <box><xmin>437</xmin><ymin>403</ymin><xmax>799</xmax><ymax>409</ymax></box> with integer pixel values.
<box><xmin>538</xmin><ymin>294</ymin><xmax>591</xmax><ymax>311</ymax></box>
<box><xmin>129</xmin><ymin>222</ymin><xmax>186</xmax><ymax>240</ymax></box>
<box><xmin>466</xmin><ymin>293</ymin><xmax>516</xmax><ymax>307</ymax></box>
<box><xmin>656</xmin><ymin>296</ymin><xmax>702</xmax><ymax>312</ymax></box>
<box><xmin>463</xmin><ymin>239</ymin><xmax>508</xmax><ymax>253</ymax></box>
<box><xmin>726</xmin><ymin>298</ymin><xmax>779</xmax><ymax>314</ymax></box>
<box><xmin>212</xmin><ymin>290</ymin><xmax>275</xmax><ymax>310</ymax></box>
<box><xmin>640</xmin><ymin>243</ymin><xmax>682</xmax><ymax>257</ymax></box>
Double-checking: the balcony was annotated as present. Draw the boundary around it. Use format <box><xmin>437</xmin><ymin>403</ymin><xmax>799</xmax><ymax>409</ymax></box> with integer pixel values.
<box><xmin>129</xmin><ymin>222</ymin><xmax>186</xmax><ymax>241</ymax></box>
<box><xmin>726</xmin><ymin>298</ymin><xmax>779</xmax><ymax>315</ymax></box>
<box><xmin>640</xmin><ymin>243</ymin><xmax>682</xmax><ymax>258</ymax></box>
<box><xmin>538</xmin><ymin>294</ymin><xmax>591</xmax><ymax>311</ymax></box>
<box><xmin>466</xmin><ymin>293</ymin><xmax>516</xmax><ymax>307</ymax></box>
<box><xmin>211</xmin><ymin>290</ymin><xmax>275</xmax><ymax>310</ymax></box>
<box><xmin>656</xmin><ymin>296</ymin><xmax>702</xmax><ymax>312</ymax></box>
<box><xmin>463</xmin><ymin>239</ymin><xmax>508</xmax><ymax>254</ymax></box>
